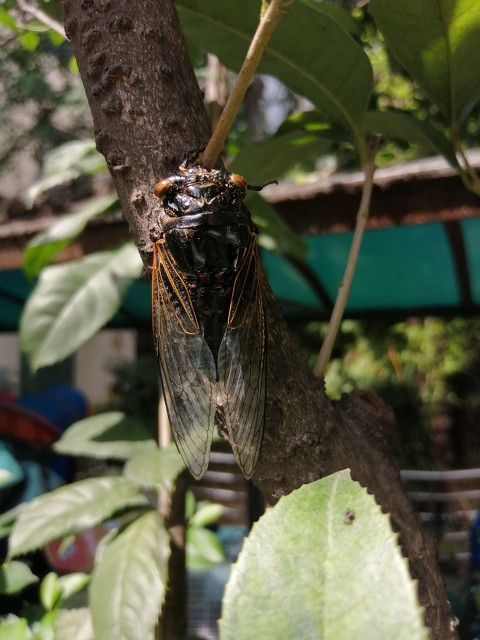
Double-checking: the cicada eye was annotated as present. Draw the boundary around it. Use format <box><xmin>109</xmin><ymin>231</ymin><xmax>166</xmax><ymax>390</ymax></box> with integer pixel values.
<box><xmin>154</xmin><ymin>178</ymin><xmax>172</xmax><ymax>198</ymax></box>
<box><xmin>230</xmin><ymin>173</ymin><xmax>247</xmax><ymax>191</ymax></box>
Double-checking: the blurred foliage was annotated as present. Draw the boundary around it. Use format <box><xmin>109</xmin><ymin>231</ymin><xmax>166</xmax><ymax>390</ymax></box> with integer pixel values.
<box><xmin>295</xmin><ymin>317</ymin><xmax>480</xmax><ymax>468</ymax></box>
<box><xmin>0</xmin><ymin>1</ymin><xmax>91</xmax><ymax>181</ymax></box>
<box><xmin>3</xmin><ymin>0</ymin><xmax>479</xmax><ymax>194</ymax></box>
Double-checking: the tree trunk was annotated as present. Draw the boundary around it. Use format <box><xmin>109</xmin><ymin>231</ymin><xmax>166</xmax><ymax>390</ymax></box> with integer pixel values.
<box><xmin>60</xmin><ymin>0</ymin><xmax>457</xmax><ymax>637</ymax></box>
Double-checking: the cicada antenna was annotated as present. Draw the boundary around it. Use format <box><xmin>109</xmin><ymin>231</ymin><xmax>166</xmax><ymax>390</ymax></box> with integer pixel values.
<box><xmin>246</xmin><ymin>179</ymin><xmax>278</xmax><ymax>192</ymax></box>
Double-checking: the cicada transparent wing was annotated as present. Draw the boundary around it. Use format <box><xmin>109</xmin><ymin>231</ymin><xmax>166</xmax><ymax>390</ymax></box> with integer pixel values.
<box><xmin>152</xmin><ymin>239</ymin><xmax>217</xmax><ymax>480</ymax></box>
<box><xmin>217</xmin><ymin>233</ymin><xmax>266</xmax><ymax>478</ymax></box>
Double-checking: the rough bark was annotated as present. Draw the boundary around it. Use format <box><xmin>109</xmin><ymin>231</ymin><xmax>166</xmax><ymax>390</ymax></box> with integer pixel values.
<box><xmin>60</xmin><ymin>0</ymin><xmax>457</xmax><ymax>638</ymax></box>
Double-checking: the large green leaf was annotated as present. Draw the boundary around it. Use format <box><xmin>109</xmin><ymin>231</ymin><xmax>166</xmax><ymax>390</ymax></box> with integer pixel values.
<box><xmin>275</xmin><ymin>110</ymin><xmax>350</xmax><ymax>141</ymax></box>
<box><xmin>364</xmin><ymin>110</ymin><xmax>460</xmax><ymax>168</ymax></box>
<box><xmin>123</xmin><ymin>445</ymin><xmax>185</xmax><ymax>492</ymax></box>
<box><xmin>300</xmin><ymin>0</ymin><xmax>361</xmax><ymax>36</ymax></box>
<box><xmin>369</xmin><ymin>0</ymin><xmax>480</xmax><ymax>127</ymax></box>
<box><xmin>20</xmin><ymin>243</ymin><xmax>142</xmax><ymax>371</ymax></box>
<box><xmin>229</xmin><ymin>130</ymin><xmax>329</xmax><ymax>185</ymax></box>
<box><xmin>54</xmin><ymin>412</ymin><xmax>156</xmax><ymax>460</ymax></box>
<box><xmin>221</xmin><ymin>470</ymin><xmax>428</xmax><ymax>640</ymax></box>
<box><xmin>0</xmin><ymin>561</ymin><xmax>39</xmax><ymax>595</ymax></box>
<box><xmin>177</xmin><ymin>0</ymin><xmax>372</xmax><ymax>154</ymax></box>
<box><xmin>23</xmin><ymin>194</ymin><xmax>119</xmax><ymax>278</ymax></box>
<box><xmin>89</xmin><ymin>511</ymin><xmax>170</xmax><ymax>640</ymax></box>
<box><xmin>8</xmin><ymin>477</ymin><xmax>146</xmax><ymax>558</ymax></box>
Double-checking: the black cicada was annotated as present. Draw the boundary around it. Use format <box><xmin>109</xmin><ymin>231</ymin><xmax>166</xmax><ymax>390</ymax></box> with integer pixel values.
<box><xmin>152</xmin><ymin>162</ymin><xmax>266</xmax><ymax>480</ymax></box>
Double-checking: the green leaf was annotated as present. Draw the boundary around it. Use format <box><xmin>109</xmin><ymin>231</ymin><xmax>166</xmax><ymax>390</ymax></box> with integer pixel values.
<box><xmin>36</xmin><ymin>610</ymin><xmax>57</xmax><ymax>638</ymax></box>
<box><xmin>189</xmin><ymin>502</ymin><xmax>224</xmax><ymax>528</ymax></box>
<box><xmin>0</xmin><ymin>8</ymin><xmax>18</xmax><ymax>32</ymax></box>
<box><xmin>40</xmin><ymin>572</ymin><xmax>62</xmax><ymax>611</ymax></box>
<box><xmin>220</xmin><ymin>469</ymin><xmax>428</xmax><ymax>640</ymax></box>
<box><xmin>19</xmin><ymin>31</ymin><xmax>40</xmax><ymax>52</ymax></box>
<box><xmin>8</xmin><ymin>477</ymin><xmax>146</xmax><ymax>558</ymax></box>
<box><xmin>123</xmin><ymin>445</ymin><xmax>184</xmax><ymax>491</ymax></box>
<box><xmin>18</xmin><ymin>19</ymin><xmax>50</xmax><ymax>33</ymax></box>
<box><xmin>369</xmin><ymin>0</ymin><xmax>480</xmax><ymax>127</ymax></box>
<box><xmin>57</xmin><ymin>573</ymin><xmax>90</xmax><ymax>601</ymax></box>
<box><xmin>53</xmin><ymin>412</ymin><xmax>156</xmax><ymax>460</ymax></box>
<box><xmin>229</xmin><ymin>129</ymin><xmax>325</xmax><ymax>260</ymax></box>
<box><xmin>0</xmin><ymin>618</ymin><xmax>28</xmax><ymax>640</ymax></box>
<box><xmin>90</xmin><ymin>511</ymin><xmax>170</xmax><ymax>640</ymax></box>
<box><xmin>275</xmin><ymin>110</ymin><xmax>350</xmax><ymax>141</ymax></box>
<box><xmin>249</xmin><ymin>193</ymin><xmax>308</xmax><ymax>260</ymax></box>
<box><xmin>364</xmin><ymin>110</ymin><xmax>460</xmax><ymax>169</ymax></box>
<box><xmin>27</xmin><ymin>140</ymin><xmax>107</xmax><ymax>205</ymax></box>
<box><xmin>48</xmin><ymin>30</ymin><xmax>66</xmax><ymax>47</ymax></box>
<box><xmin>300</xmin><ymin>0</ymin><xmax>361</xmax><ymax>36</ymax></box>
<box><xmin>20</xmin><ymin>243</ymin><xmax>142</xmax><ymax>372</ymax></box>
<box><xmin>187</xmin><ymin>527</ymin><xmax>225</xmax><ymax>570</ymax></box>
<box><xmin>0</xmin><ymin>504</ymin><xmax>26</xmax><ymax>540</ymax></box>
<box><xmin>23</xmin><ymin>194</ymin><xmax>119</xmax><ymax>278</ymax></box>
<box><xmin>0</xmin><ymin>561</ymin><xmax>39</xmax><ymax>594</ymax></box>
<box><xmin>177</xmin><ymin>0</ymin><xmax>372</xmax><ymax>155</ymax></box>
<box><xmin>229</xmin><ymin>130</ymin><xmax>329</xmax><ymax>185</ymax></box>
<box><xmin>185</xmin><ymin>490</ymin><xmax>196</xmax><ymax>521</ymax></box>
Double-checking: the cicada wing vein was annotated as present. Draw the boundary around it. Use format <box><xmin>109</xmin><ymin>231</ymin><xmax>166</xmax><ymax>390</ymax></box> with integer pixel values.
<box><xmin>152</xmin><ymin>240</ymin><xmax>217</xmax><ymax>480</ymax></box>
<box><xmin>218</xmin><ymin>235</ymin><xmax>266</xmax><ymax>478</ymax></box>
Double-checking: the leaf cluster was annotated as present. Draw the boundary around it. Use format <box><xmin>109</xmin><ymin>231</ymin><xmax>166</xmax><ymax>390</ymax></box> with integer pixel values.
<box><xmin>0</xmin><ymin>411</ymin><xmax>227</xmax><ymax>639</ymax></box>
<box><xmin>0</xmin><ymin>3</ymin><xmax>90</xmax><ymax>179</ymax></box>
<box><xmin>1</xmin><ymin>465</ymin><xmax>429</xmax><ymax>639</ymax></box>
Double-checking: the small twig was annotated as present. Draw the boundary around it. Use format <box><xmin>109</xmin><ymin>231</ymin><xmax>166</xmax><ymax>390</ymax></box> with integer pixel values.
<box><xmin>454</xmin><ymin>140</ymin><xmax>480</xmax><ymax>195</ymax></box>
<box><xmin>201</xmin><ymin>0</ymin><xmax>292</xmax><ymax>168</ymax></box>
<box><xmin>313</xmin><ymin>145</ymin><xmax>378</xmax><ymax>378</ymax></box>
<box><xmin>16</xmin><ymin>0</ymin><xmax>66</xmax><ymax>39</ymax></box>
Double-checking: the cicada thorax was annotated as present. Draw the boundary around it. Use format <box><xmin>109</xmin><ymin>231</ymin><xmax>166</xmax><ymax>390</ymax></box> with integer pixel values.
<box><xmin>157</xmin><ymin>166</ymin><xmax>254</xmax><ymax>360</ymax></box>
<box><xmin>152</xmin><ymin>163</ymin><xmax>266</xmax><ymax>480</ymax></box>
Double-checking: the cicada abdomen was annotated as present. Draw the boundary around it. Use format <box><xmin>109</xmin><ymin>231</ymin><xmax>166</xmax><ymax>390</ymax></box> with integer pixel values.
<box><xmin>152</xmin><ymin>163</ymin><xmax>266</xmax><ymax>480</ymax></box>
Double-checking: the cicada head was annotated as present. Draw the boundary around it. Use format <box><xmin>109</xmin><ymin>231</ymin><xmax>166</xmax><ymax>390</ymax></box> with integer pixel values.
<box><xmin>154</xmin><ymin>165</ymin><xmax>249</xmax><ymax>219</ymax></box>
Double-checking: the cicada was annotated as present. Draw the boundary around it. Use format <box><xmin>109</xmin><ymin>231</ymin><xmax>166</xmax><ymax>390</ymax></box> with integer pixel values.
<box><xmin>152</xmin><ymin>162</ymin><xmax>267</xmax><ymax>480</ymax></box>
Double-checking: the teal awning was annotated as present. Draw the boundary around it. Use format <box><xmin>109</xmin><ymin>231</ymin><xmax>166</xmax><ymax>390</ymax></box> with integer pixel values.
<box><xmin>263</xmin><ymin>219</ymin><xmax>480</xmax><ymax>318</ymax></box>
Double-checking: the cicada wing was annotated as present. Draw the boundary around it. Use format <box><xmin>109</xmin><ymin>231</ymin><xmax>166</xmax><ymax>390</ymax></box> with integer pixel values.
<box><xmin>217</xmin><ymin>234</ymin><xmax>266</xmax><ymax>478</ymax></box>
<box><xmin>152</xmin><ymin>239</ymin><xmax>217</xmax><ymax>480</ymax></box>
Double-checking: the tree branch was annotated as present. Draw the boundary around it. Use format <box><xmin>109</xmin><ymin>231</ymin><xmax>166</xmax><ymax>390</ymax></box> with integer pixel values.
<box><xmin>16</xmin><ymin>0</ymin><xmax>66</xmax><ymax>39</ymax></box>
<box><xmin>314</xmin><ymin>144</ymin><xmax>377</xmax><ymax>377</ymax></box>
<box><xmin>60</xmin><ymin>1</ymin><xmax>457</xmax><ymax>637</ymax></box>
<box><xmin>201</xmin><ymin>0</ymin><xmax>292</xmax><ymax>168</ymax></box>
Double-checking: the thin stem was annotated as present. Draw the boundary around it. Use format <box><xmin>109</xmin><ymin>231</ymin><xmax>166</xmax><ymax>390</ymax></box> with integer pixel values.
<box><xmin>16</xmin><ymin>0</ymin><xmax>66</xmax><ymax>39</ymax></box>
<box><xmin>455</xmin><ymin>140</ymin><xmax>480</xmax><ymax>195</ymax></box>
<box><xmin>201</xmin><ymin>0</ymin><xmax>292</xmax><ymax>168</ymax></box>
<box><xmin>313</xmin><ymin>146</ymin><xmax>377</xmax><ymax>378</ymax></box>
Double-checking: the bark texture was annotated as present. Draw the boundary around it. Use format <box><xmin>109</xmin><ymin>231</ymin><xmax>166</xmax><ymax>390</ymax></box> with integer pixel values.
<box><xmin>60</xmin><ymin>1</ymin><xmax>457</xmax><ymax>637</ymax></box>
